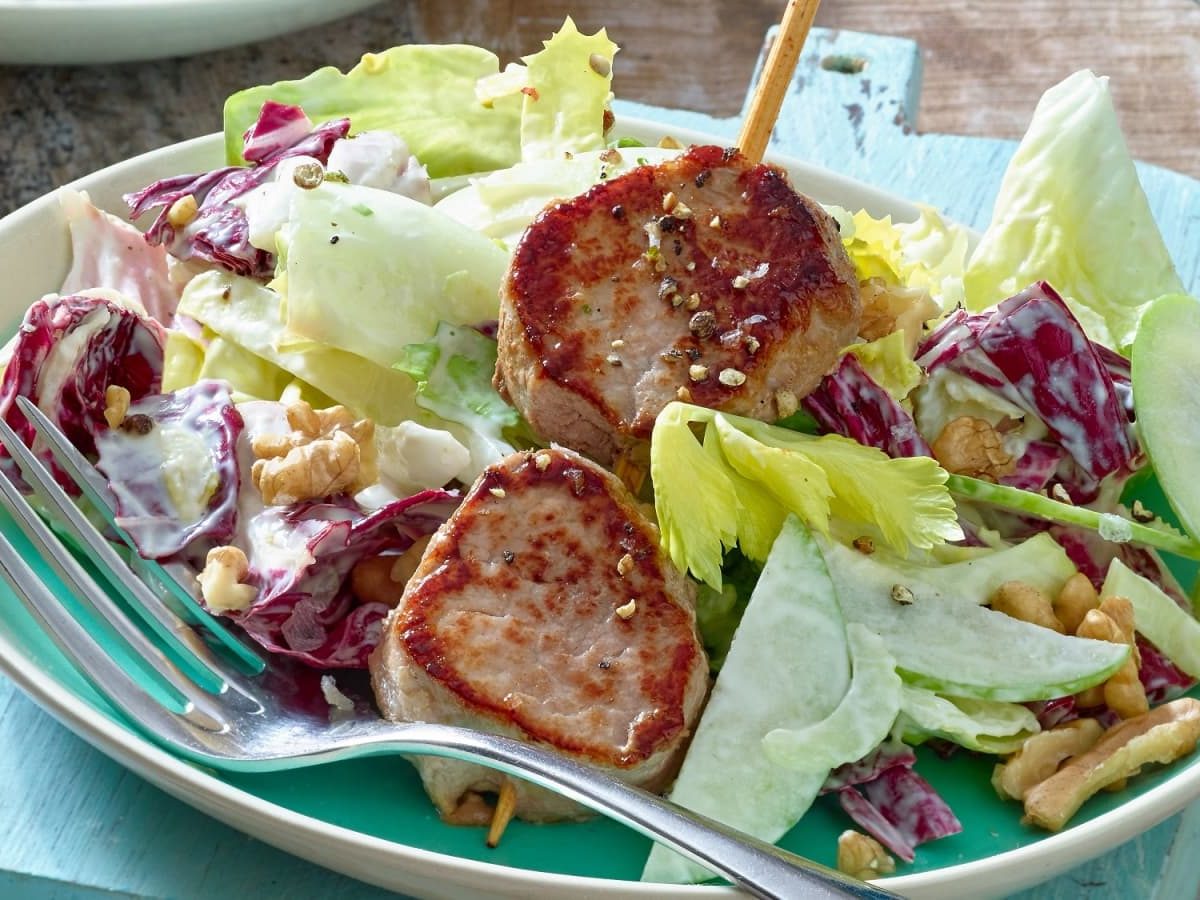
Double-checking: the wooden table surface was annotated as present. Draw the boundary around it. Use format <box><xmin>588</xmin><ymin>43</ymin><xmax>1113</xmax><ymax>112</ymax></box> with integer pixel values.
<box><xmin>2</xmin><ymin>0</ymin><xmax>1198</xmax><ymax>218</ymax></box>
<box><xmin>417</xmin><ymin>0</ymin><xmax>1200</xmax><ymax>180</ymax></box>
<box><xmin>1</xmin><ymin>3</ymin><xmax>1199</xmax><ymax>899</ymax></box>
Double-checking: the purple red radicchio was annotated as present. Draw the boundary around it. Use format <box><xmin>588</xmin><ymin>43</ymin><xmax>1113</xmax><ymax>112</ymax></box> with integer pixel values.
<box><xmin>223</xmin><ymin>489</ymin><xmax>460</xmax><ymax>668</ymax></box>
<box><xmin>0</xmin><ymin>294</ymin><xmax>164</xmax><ymax>483</ymax></box>
<box><xmin>94</xmin><ymin>380</ymin><xmax>243</xmax><ymax>561</ymax></box>
<box><xmin>124</xmin><ymin>101</ymin><xmax>349</xmax><ymax>279</ymax></box>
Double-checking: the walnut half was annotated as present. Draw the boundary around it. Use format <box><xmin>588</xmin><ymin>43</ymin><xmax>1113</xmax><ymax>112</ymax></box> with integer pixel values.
<box><xmin>197</xmin><ymin>546</ymin><xmax>256</xmax><ymax>612</ymax></box>
<box><xmin>836</xmin><ymin>830</ymin><xmax>895</xmax><ymax>881</ymax></box>
<box><xmin>931</xmin><ymin>416</ymin><xmax>1016</xmax><ymax>481</ymax></box>
<box><xmin>251</xmin><ymin>401</ymin><xmax>377</xmax><ymax>505</ymax></box>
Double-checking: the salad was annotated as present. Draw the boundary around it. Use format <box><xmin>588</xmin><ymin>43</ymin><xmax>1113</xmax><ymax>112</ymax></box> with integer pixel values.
<box><xmin>4</xmin><ymin>16</ymin><xmax>1200</xmax><ymax>889</ymax></box>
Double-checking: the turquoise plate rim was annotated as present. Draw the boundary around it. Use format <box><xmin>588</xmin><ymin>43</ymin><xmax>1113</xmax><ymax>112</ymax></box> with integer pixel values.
<box><xmin>1</xmin><ymin>119</ymin><xmax>1198</xmax><ymax>900</ymax></box>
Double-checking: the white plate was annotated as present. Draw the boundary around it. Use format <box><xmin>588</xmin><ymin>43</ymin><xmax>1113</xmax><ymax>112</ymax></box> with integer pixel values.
<box><xmin>0</xmin><ymin>0</ymin><xmax>383</xmax><ymax>65</ymax></box>
<box><xmin>0</xmin><ymin>118</ymin><xmax>1197</xmax><ymax>900</ymax></box>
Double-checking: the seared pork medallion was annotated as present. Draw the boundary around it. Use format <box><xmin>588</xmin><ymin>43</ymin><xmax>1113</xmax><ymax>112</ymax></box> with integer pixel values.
<box><xmin>495</xmin><ymin>145</ymin><xmax>861</xmax><ymax>464</ymax></box>
<box><xmin>369</xmin><ymin>446</ymin><xmax>709</xmax><ymax>823</ymax></box>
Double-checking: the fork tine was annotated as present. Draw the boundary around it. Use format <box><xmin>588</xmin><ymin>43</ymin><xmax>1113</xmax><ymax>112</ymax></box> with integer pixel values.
<box><xmin>15</xmin><ymin>396</ymin><xmax>264</xmax><ymax>675</ymax></box>
<box><xmin>0</xmin><ymin>485</ymin><xmax>231</xmax><ymax>733</ymax></box>
<box><xmin>0</xmin><ymin>427</ymin><xmax>261</xmax><ymax>715</ymax></box>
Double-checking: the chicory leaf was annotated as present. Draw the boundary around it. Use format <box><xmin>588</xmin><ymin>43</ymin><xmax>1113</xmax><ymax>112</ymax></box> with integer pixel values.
<box><xmin>277</xmin><ymin>182</ymin><xmax>508</xmax><ymax>367</ymax></box>
<box><xmin>394</xmin><ymin>322</ymin><xmax>518</xmax><ymax>476</ymax></box>
<box><xmin>174</xmin><ymin>271</ymin><xmax>422</xmax><ymax>426</ymax></box>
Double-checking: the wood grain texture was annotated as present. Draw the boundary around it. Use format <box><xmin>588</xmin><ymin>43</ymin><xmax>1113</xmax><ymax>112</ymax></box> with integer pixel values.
<box><xmin>414</xmin><ymin>0</ymin><xmax>1200</xmax><ymax>179</ymax></box>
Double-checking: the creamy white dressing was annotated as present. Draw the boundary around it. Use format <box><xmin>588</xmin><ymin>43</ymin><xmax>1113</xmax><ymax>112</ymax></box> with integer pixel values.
<box><xmin>35</xmin><ymin>306</ymin><xmax>111</xmax><ymax>419</ymax></box>
<box><xmin>157</xmin><ymin>424</ymin><xmax>219</xmax><ymax>522</ymax></box>
<box><xmin>912</xmin><ymin>367</ymin><xmax>1047</xmax><ymax>459</ymax></box>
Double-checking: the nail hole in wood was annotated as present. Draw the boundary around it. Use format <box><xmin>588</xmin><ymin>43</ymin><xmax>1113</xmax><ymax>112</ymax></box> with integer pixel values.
<box><xmin>821</xmin><ymin>54</ymin><xmax>868</xmax><ymax>75</ymax></box>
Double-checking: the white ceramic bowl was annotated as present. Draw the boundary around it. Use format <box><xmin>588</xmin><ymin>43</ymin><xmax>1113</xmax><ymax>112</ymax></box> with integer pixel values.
<box><xmin>0</xmin><ymin>0</ymin><xmax>383</xmax><ymax>65</ymax></box>
<box><xmin>1</xmin><ymin>118</ymin><xmax>1198</xmax><ymax>899</ymax></box>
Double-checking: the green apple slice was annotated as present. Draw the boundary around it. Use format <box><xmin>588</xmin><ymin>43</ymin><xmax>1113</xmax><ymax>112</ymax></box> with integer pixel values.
<box><xmin>819</xmin><ymin>537</ymin><xmax>1129</xmax><ymax>701</ymax></box>
<box><xmin>1132</xmin><ymin>293</ymin><xmax>1200</xmax><ymax>541</ymax></box>
<box><xmin>641</xmin><ymin>516</ymin><xmax>851</xmax><ymax>885</ymax></box>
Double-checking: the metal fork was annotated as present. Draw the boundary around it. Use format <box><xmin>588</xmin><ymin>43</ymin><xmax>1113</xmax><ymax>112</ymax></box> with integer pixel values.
<box><xmin>0</xmin><ymin>397</ymin><xmax>897</xmax><ymax>900</ymax></box>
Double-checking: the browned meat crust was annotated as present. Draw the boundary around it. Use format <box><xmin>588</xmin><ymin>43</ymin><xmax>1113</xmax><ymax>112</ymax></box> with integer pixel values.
<box><xmin>369</xmin><ymin>447</ymin><xmax>709</xmax><ymax>821</ymax></box>
<box><xmin>495</xmin><ymin>144</ymin><xmax>861</xmax><ymax>463</ymax></box>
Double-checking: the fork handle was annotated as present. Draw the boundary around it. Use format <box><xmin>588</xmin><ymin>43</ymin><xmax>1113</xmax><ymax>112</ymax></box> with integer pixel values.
<box><xmin>325</xmin><ymin>722</ymin><xmax>897</xmax><ymax>899</ymax></box>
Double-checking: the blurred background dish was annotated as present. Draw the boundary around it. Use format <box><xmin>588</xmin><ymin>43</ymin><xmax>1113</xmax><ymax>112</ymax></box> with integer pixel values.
<box><xmin>0</xmin><ymin>0</ymin><xmax>384</xmax><ymax>66</ymax></box>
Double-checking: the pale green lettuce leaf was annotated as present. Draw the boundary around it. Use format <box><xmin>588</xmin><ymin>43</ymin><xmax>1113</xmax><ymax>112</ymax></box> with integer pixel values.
<box><xmin>223</xmin><ymin>19</ymin><xmax>615</xmax><ymax>177</ymax></box>
<box><xmin>224</xmin><ymin>44</ymin><xmax>520</xmax><ymax>176</ymax></box>
<box><xmin>278</xmin><ymin>182</ymin><xmax>507</xmax><ymax>367</ymax></box>
<box><xmin>175</xmin><ymin>270</ymin><xmax>421</xmax><ymax>425</ymax></box>
<box><xmin>394</xmin><ymin>322</ymin><xmax>518</xmax><ymax>477</ymax></box>
<box><xmin>898</xmin><ymin>684</ymin><xmax>1040</xmax><ymax>755</ymax></box>
<box><xmin>832</xmin><ymin>204</ymin><xmax>968</xmax><ymax>306</ymax></box>
<box><xmin>963</xmin><ymin>70</ymin><xmax>1184</xmax><ymax>351</ymax></box>
<box><xmin>435</xmin><ymin>147</ymin><xmax>680</xmax><ymax>251</ymax></box>
<box><xmin>514</xmin><ymin>16</ymin><xmax>616</xmax><ymax>162</ymax></box>
<box><xmin>844</xmin><ymin>330</ymin><xmax>924</xmax><ymax>403</ymax></box>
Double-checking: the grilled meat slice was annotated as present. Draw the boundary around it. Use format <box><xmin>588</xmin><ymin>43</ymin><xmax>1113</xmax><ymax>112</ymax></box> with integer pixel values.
<box><xmin>495</xmin><ymin>144</ymin><xmax>861</xmax><ymax>464</ymax></box>
<box><xmin>369</xmin><ymin>446</ymin><xmax>709</xmax><ymax>822</ymax></box>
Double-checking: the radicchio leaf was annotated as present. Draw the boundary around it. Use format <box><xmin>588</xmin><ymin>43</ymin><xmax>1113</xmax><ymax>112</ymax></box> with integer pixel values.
<box><xmin>822</xmin><ymin>738</ymin><xmax>917</xmax><ymax>794</ymax></box>
<box><xmin>94</xmin><ymin>381</ymin><xmax>242</xmax><ymax>560</ymax></box>
<box><xmin>802</xmin><ymin>354</ymin><xmax>931</xmax><ymax>458</ymax></box>
<box><xmin>59</xmin><ymin>189</ymin><xmax>182</xmax><ymax>325</ymax></box>
<box><xmin>917</xmin><ymin>282</ymin><xmax>1139</xmax><ymax>498</ymax></box>
<box><xmin>224</xmin><ymin>489</ymin><xmax>460</xmax><ymax>668</ymax></box>
<box><xmin>854</xmin><ymin>765</ymin><xmax>963</xmax><ymax>858</ymax></box>
<box><xmin>0</xmin><ymin>293</ymin><xmax>164</xmax><ymax>483</ymax></box>
<box><xmin>125</xmin><ymin>101</ymin><xmax>349</xmax><ymax>279</ymax></box>
<box><xmin>838</xmin><ymin>786</ymin><xmax>917</xmax><ymax>862</ymax></box>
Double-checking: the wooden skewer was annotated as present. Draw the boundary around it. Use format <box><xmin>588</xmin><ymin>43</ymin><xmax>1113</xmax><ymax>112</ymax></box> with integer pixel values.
<box><xmin>486</xmin><ymin>777</ymin><xmax>518</xmax><ymax>848</ymax></box>
<box><xmin>736</xmin><ymin>0</ymin><xmax>823</xmax><ymax>164</ymax></box>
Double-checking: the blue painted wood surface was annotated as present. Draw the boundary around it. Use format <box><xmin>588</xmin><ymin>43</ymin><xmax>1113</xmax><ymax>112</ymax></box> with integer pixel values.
<box><xmin>1</xmin><ymin>25</ymin><xmax>1198</xmax><ymax>899</ymax></box>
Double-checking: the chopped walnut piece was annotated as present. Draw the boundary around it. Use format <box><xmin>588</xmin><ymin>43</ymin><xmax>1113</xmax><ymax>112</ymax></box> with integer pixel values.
<box><xmin>931</xmin><ymin>416</ymin><xmax>1016</xmax><ymax>481</ymax></box>
<box><xmin>250</xmin><ymin>401</ymin><xmax>377</xmax><ymax>504</ymax></box>
<box><xmin>1075</xmin><ymin>603</ymin><xmax>1146</xmax><ymax>719</ymax></box>
<box><xmin>1053</xmin><ymin>572</ymin><xmax>1100</xmax><ymax>635</ymax></box>
<box><xmin>774</xmin><ymin>389</ymin><xmax>799</xmax><ymax>419</ymax></box>
<box><xmin>992</xmin><ymin>718</ymin><xmax>1104</xmax><ymax>801</ymax></box>
<box><xmin>990</xmin><ymin>581</ymin><xmax>1064</xmax><ymax>633</ymax></box>
<box><xmin>103</xmin><ymin>385</ymin><xmax>131</xmax><ymax>429</ymax></box>
<box><xmin>1023</xmin><ymin>698</ymin><xmax>1200</xmax><ymax>831</ymax></box>
<box><xmin>197</xmin><ymin>546</ymin><xmax>256</xmax><ymax>612</ymax></box>
<box><xmin>349</xmin><ymin>551</ymin><xmax>421</xmax><ymax>608</ymax></box>
<box><xmin>836</xmin><ymin>830</ymin><xmax>895</xmax><ymax>880</ymax></box>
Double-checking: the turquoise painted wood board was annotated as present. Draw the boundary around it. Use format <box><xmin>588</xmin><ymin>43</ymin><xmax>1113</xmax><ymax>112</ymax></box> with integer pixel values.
<box><xmin>1</xmin><ymin>26</ymin><xmax>1198</xmax><ymax>899</ymax></box>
